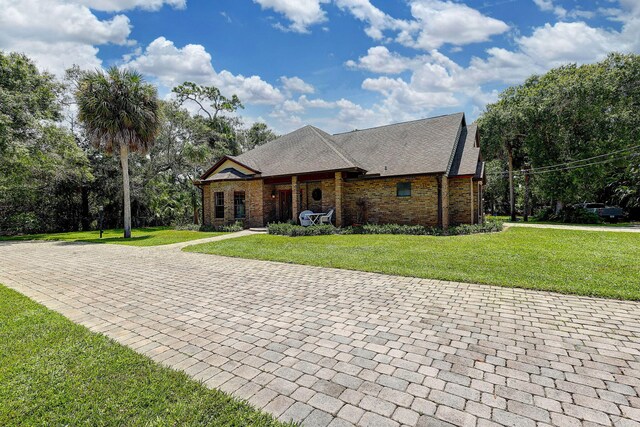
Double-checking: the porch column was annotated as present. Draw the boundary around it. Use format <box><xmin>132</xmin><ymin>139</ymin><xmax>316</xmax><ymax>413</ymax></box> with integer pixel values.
<box><xmin>441</xmin><ymin>175</ymin><xmax>449</xmax><ymax>229</ymax></box>
<box><xmin>479</xmin><ymin>182</ymin><xmax>484</xmax><ymax>224</ymax></box>
<box><xmin>292</xmin><ymin>175</ymin><xmax>299</xmax><ymax>222</ymax></box>
<box><xmin>335</xmin><ymin>171</ymin><xmax>343</xmax><ymax>227</ymax></box>
<box><xmin>469</xmin><ymin>177</ymin><xmax>475</xmax><ymax>224</ymax></box>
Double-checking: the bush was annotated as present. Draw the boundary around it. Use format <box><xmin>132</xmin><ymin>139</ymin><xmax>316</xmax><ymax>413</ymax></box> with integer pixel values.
<box><xmin>198</xmin><ymin>221</ymin><xmax>245</xmax><ymax>232</ymax></box>
<box><xmin>267</xmin><ymin>221</ymin><xmax>502</xmax><ymax>237</ymax></box>
<box><xmin>174</xmin><ymin>224</ymin><xmax>200</xmax><ymax>231</ymax></box>
<box><xmin>344</xmin><ymin>223</ymin><xmax>439</xmax><ymax>235</ymax></box>
<box><xmin>268</xmin><ymin>222</ymin><xmax>338</xmax><ymax>236</ymax></box>
<box><xmin>1</xmin><ymin>212</ymin><xmax>42</xmax><ymax>236</ymax></box>
<box><xmin>533</xmin><ymin>206</ymin><xmax>601</xmax><ymax>224</ymax></box>
<box><xmin>448</xmin><ymin>221</ymin><xmax>503</xmax><ymax>235</ymax></box>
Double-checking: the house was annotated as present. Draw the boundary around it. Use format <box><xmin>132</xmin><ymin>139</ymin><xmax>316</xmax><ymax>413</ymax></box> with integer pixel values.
<box><xmin>195</xmin><ymin>112</ymin><xmax>485</xmax><ymax>228</ymax></box>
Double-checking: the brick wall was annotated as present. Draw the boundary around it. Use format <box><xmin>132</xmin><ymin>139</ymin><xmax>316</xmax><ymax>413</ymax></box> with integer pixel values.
<box><xmin>202</xmin><ymin>180</ymin><xmax>263</xmax><ymax>228</ymax></box>
<box><xmin>448</xmin><ymin>177</ymin><xmax>473</xmax><ymax>225</ymax></box>
<box><xmin>298</xmin><ymin>179</ymin><xmax>335</xmax><ymax>214</ymax></box>
<box><xmin>342</xmin><ymin>176</ymin><xmax>439</xmax><ymax>226</ymax></box>
<box><xmin>202</xmin><ymin>174</ymin><xmax>479</xmax><ymax>228</ymax></box>
<box><xmin>262</xmin><ymin>184</ymin><xmax>277</xmax><ymax>224</ymax></box>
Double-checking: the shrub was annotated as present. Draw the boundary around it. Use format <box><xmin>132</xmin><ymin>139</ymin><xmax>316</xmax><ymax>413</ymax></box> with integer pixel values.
<box><xmin>268</xmin><ymin>221</ymin><xmax>502</xmax><ymax>237</ymax></box>
<box><xmin>344</xmin><ymin>223</ymin><xmax>438</xmax><ymax>235</ymax></box>
<box><xmin>533</xmin><ymin>206</ymin><xmax>601</xmax><ymax>224</ymax></box>
<box><xmin>198</xmin><ymin>221</ymin><xmax>245</xmax><ymax>232</ymax></box>
<box><xmin>268</xmin><ymin>222</ymin><xmax>338</xmax><ymax>236</ymax></box>
<box><xmin>448</xmin><ymin>221</ymin><xmax>503</xmax><ymax>235</ymax></box>
<box><xmin>174</xmin><ymin>224</ymin><xmax>200</xmax><ymax>231</ymax></box>
<box><xmin>1</xmin><ymin>212</ymin><xmax>42</xmax><ymax>236</ymax></box>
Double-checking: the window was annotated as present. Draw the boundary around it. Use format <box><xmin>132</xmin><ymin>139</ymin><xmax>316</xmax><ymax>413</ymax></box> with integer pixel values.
<box><xmin>311</xmin><ymin>188</ymin><xmax>322</xmax><ymax>201</ymax></box>
<box><xmin>396</xmin><ymin>182</ymin><xmax>411</xmax><ymax>197</ymax></box>
<box><xmin>214</xmin><ymin>192</ymin><xmax>224</xmax><ymax>219</ymax></box>
<box><xmin>234</xmin><ymin>192</ymin><xmax>246</xmax><ymax>219</ymax></box>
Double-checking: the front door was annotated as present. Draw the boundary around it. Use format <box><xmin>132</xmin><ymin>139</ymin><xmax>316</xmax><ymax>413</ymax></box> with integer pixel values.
<box><xmin>278</xmin><ymin>190</ymin><xmax>292</xmax><ymax>222</ymax></box>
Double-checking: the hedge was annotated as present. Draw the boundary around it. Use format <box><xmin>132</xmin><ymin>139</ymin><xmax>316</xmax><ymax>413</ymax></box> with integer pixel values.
<box><xmin>267</xmin><ymin>221</ymin><xmax>503</xmax><ymax>237</ymax></box>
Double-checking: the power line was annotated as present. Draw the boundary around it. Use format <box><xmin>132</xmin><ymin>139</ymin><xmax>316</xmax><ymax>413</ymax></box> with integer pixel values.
<box><xmin>525</xmin><ymin>153</ymin><xmax>639</xmax><ymax>175</ymax></box>
<box><xmin>530</xmin><ymin>144</ymin><xmax>640</xmax><ymax>172</ymax></box>
<box><xmin>487</xmin><ymin>148</ymin><xmax>640</xmax><ymax>177</ymax></box>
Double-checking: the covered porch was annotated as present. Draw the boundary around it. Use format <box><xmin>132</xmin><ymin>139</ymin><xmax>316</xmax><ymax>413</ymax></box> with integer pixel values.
<box><xmin>262</xmin><ymin>171</ymin><xmax>344</xmax><ymax>226</ymax></box>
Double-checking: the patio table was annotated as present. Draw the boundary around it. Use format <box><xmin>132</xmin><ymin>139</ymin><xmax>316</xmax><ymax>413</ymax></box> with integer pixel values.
<box><xmin>305</xmin><ymin>212</ymin><xmax>325</xmax><ymax>225</ymax></box>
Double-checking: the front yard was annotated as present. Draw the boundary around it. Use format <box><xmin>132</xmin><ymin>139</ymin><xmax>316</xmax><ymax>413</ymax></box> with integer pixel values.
<box><xmin>185</xmin><ymin>227</ymin><xmax>640</xmax><ymax>300</ymax></box>
<box><xmin>0</xmin><ymin>227</ymin><xmax>223</xmax><ymax>246</ymax></box>
<box><xmin>0</xmin><ymin>285</ymin><xmax>290</xmax><ymax>427</ymax></box>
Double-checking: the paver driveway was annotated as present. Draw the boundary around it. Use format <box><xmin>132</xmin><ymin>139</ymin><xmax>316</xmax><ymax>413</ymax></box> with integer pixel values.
<box><xmin>1</xmin><ymin>240</ymin><xmax>640</xmax><ymax>427</ymax></box>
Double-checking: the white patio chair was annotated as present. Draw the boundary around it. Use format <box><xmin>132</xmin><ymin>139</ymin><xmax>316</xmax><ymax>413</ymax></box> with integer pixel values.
<box><xmin>299</xmin><ymin>210</ymin><xmax>314</xmax><ymax>226</ymax></box>
<box><xmin>319</xmin><ymin>209</ymin><xmax>334</xmax><ymax>225</ymax></box>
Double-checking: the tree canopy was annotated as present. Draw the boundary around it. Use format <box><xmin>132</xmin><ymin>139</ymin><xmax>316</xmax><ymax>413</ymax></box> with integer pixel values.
<box><xmin>479</xmin><ymin>52</ymin><xmax>640</xmax><ymax>213</ymax></box>
<box><xmin>0</xmin><ymin>51</ymin><xmax>91</xmax><ymax>234</ymax></box>
<box><xmin>0</xmin><ymin>51</ymin><xmax>279</xmax><ymax>235</ymax></box>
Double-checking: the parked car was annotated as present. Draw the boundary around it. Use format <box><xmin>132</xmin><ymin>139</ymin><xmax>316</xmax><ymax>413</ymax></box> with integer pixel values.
<box><xmin>574</xmin><ymin>203</ymin><xmax>626</xmax><ymax>222</ymax></box>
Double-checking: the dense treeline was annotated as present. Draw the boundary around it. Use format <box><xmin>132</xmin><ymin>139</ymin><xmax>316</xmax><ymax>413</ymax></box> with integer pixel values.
<box><xmin>3</xmin><ymin>51</ymin><xmax>639</xmax><ymax>233</ymax></box>
<box><xmin>0</xmin><ymin>52</ymin><xmax>277</xmax><ymax>234</ymax></box>
<box><xmin>479</xmin><ymin>53</ymin><xmax>640</xmax><ymax>220</ymax></box>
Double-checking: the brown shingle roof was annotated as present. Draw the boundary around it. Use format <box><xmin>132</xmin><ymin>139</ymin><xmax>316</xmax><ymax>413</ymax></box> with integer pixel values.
<box><xmin>448</xmin><ymin>123</ymin><xmax>480</xmax><ymax>176</ymax></box>
<box><xmin>202</xmin><ymin>112</ymin><xmax>481</xmax><ymax>181</ymax></box>
<box><xmin>231</xmin><ymin>125</ymin><xmax>363</xmax><ymax>177</ymax></box>
<box><xmin>334</xmin><ymin>113</ymin><xmax>465</xmax><ymax>177</ymax></box>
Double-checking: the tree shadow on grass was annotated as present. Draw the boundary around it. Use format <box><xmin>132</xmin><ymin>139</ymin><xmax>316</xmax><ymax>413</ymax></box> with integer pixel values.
<box><xmin>53</xmin><ymin>236</ymin><xmax>154</xmax><ymax>245</ymax></box>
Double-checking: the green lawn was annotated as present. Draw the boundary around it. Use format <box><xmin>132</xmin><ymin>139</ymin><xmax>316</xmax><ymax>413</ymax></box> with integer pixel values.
<box><xmin>0</xmin><ymin>285</ymin><xmax>291</xmax><ymax>427</ymax></box>
<box><xmin>185</xmin><ymin>227</ymin><xmax>640</xmax><ymax>300</ymax></box>
<box><xmin>0</xmin><ymin>227</ymin><xmax>223</xmax><ymax>246</ymax></box>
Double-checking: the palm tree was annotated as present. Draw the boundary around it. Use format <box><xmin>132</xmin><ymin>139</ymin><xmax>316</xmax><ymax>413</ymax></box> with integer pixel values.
<box><xmin>76</xmin><ymin>67</ymin><xmax>160</xmax><ymax>238</ymax></box>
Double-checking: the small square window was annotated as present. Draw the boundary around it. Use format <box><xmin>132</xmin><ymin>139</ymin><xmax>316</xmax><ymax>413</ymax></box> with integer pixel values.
<box><xmin>214</xmin><ymin>192</ymin><xmax>224</xmax><ymax>219</ymax></box>
<box><xmin>397</xmin><ymin>182</ymin><xmax>411</xmax><ymax>197</ymax></box>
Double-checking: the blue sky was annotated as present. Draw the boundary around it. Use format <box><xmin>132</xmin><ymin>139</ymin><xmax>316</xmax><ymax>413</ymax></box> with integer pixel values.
<box><xmin>1</xmin><ymin>0</ymin><xmax>638</xmax><ymax>133</ymax></box>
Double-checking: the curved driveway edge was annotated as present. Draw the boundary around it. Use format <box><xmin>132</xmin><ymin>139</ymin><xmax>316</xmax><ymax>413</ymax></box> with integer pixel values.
<box><xmin>1</xmin><ymin>240</ymin><xmax>639</xmax><ymax>427</ymax></box>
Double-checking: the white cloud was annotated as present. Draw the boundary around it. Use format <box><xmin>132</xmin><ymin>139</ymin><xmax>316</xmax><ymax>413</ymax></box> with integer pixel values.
<box><xmin>79</xmin><ymin>0</ymin><xmax>185</xmax><ymax>12</ymax></box>
<box><xmin>0</xmin><ymin>0</ymin><xmax>132</xmax><ymax>74</ymax></box>
<box><xmin>125</xmin><ymin>37</ymin><xmax>215</xmax><ymax>86</ymax></box>
<box><xmin>280</xmin><ymin>76</ymin><xmax>315</xmax><ymax>94</ymax></box>
<box><xmin>341</xmin><ymin>0</ymin><xmax>640</xmax><ymax>122</ymax></box>
<box><xmin>253</xmin><ymin>0</ymin><xmax>329</xmax><ymax>33</ymax></box>
<box><xmin>518</xmin><ymin>22</ymin><xmax>618</xmax><ymax>65</ymax></box>
<box><xmin>346</xmin><ymin>46</ymin><xmax>417</xmax><ymax>74</ymax></box>
<box><xmin>125</xmin><ymin>37</ymin><xmax>285</xmax><ymax>105</ymax></box>
<box><xmin>533</xmin><ymin>0</ymin><xmax>567</xmax><ymax>18</ymax></box>
<box><xmin>408</xmin><ymin>0</ymin><xmax>509</xmax><ymax>49</ymax></box>
<box><xmin>253</xmin><ymin>0</ymin><xmax>508</xmax><ymax>51</ymax></box>
<box><xmin>333</xmin><ymin>0</ymin><xmax>415</xmax><ymax>40</ymax></box>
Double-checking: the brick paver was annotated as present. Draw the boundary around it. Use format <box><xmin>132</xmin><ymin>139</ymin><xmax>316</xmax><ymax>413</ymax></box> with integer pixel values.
<box><xmin>1</xmin><ymin>240</ymin><xmax>640</xmax><ymax>427</ymax></box>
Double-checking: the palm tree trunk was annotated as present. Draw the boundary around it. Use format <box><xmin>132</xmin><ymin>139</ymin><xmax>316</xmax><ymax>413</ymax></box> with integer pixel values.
<box><xmin>507</xmin><ymin>145</ymin><xmax>516</xmax><ymax>222</ymax></box>
<box><xmin>120</xmin><ymin>144</ymin><xmax>132</xmax><ymax>238</ymax></box>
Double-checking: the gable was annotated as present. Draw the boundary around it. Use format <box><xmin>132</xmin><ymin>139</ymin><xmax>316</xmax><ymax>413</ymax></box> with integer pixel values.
<box><xmin>200</xmin><ymin>156</ymin><xmax>259</xmax><ymax>181</ymax></box>
<box><xmin>210</xmin><ymin>159</ymin><xmax>257</xmax><ymax>177</ymax></box>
